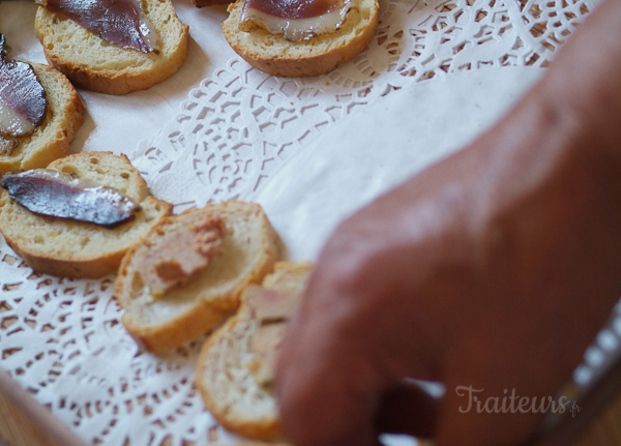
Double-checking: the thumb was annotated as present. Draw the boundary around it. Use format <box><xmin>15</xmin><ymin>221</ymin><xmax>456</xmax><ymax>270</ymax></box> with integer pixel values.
<box><xmin>276</xmin><ymin>307</ymin><xmax>388</xmax><ymax>446</ymax></box>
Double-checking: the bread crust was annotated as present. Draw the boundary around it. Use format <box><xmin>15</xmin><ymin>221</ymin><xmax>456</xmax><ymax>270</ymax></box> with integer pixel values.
<box><xmin>34</xmin><ymin>0</ymin><xmax>189</xmax><ymax>94</ymax></box>
<box><xmin>115</xmin><ymin>201</ymin><xmax>281</xmax><ymax>352</ymax></box>
<box><xmin>222</xmin><ymin>0</ymin><xmax>378</xmax><ymax>77</ymax></box>
<box><xmin>0</xmin><ymin>152</ymin><xmax>173</xmax><ymax>278</ymax></box>
<box><xmin>0</xmin><ymin>62</ymin><xmax>84</xmax><ymax>174</ymax></box>
<box><xmin>196</xmin><ymin>261</ymin><xmax>313</xmax><ymax>441</ymax></box>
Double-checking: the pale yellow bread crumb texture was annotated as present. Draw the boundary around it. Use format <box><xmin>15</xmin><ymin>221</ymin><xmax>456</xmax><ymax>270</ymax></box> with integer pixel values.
<box><xmin>0</xmin><ymin>62</ymin><xmax>84</xmax><ymax>175</ymax></box>
<box><xmin>222</xmin><ymin>0</ymin><xmax>378</xmax><ymax>77</ymax></box>
<box><xmin>196</xmin><ymin>261</ymin><xmax>313</xmax><ymax>441</ymax></box>
<box><xmin>34</xmin><ymin>0</ymin><xmax>189</xmax><ymax>94</ymax></box>
<box><xmin>0</xmin><ymin>151</ymin><xmax>172</xmax><ymax>278</ymax></box>
<box><xmin>115</xmin><ymin>201</ymin><xmax>281</xmax><ymax>352</ymax></box>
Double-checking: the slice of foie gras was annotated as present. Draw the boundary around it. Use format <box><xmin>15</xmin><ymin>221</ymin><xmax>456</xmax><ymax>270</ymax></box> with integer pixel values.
<box><xmin>141</xmin><ymin>214</ymin><xmax>226</xmax><ymax>298</ymax></box>
<box><xmin>0</xmin><ymin>34</ymin><xmax>47</xmax><ymax>139</ymax></box>
<box><xmin>246</xmin><ymin>286</ymin><xmax>302</xmax><ymax>387</ymax></box>
<box><xmin>239</xmin><ymin>0</ymin><xmax>356</xmax><ymax>42</ymax></box>
<box><xmin>37</xmin><ymin>0</ymin><xmax>161</xmax><ymax>53</ymax></box>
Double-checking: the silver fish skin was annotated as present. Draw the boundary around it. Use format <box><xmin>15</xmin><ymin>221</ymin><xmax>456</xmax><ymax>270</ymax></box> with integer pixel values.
<box><xmin>1</xmin><ymin>169</ymin><xmax>141</xmax><ymax>228</ymax></box>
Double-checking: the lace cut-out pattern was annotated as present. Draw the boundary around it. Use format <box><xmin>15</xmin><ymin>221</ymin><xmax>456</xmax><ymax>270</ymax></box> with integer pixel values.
<box><xmin>0</xmin><ymin>0</ymin><xmax>604</xmax><ymax>445</ymax></box>
<box><xmin>131</xmin><ymin>0</ymin><xmax>596</xmax><ymax>211</ymax></box>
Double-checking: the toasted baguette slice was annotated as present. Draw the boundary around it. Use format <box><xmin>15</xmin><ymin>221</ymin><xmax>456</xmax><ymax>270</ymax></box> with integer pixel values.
<box><xmin>196</xmin><ymin>261</ymin><xmax>313</xmax><ymax>441</ymax></box>
<box><xmin>222</xmin><ymin>0</ymin><xmax>378</xmax><ymax>77</ymax></box>
<box><xmin>0</xmin><ymin>62</ymin><xmax>84</xmax><ymax>175</ymax></box>
<box><xmin>34</xmin><ymin>0</ymin><xmax>189</xmax><ymax>94</ymax></box>
<box><xmin>115</xmin><ymin>201</ymin><xmax>281</xmax><ymax>352</ymax></box>
<box><xmin>0</xmin><ymin>151</ymin><xmax>172</xmax><ymax>278</ymax></box>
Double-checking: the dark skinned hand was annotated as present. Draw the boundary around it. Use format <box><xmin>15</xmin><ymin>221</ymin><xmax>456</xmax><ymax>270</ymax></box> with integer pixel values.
<box><xmin>276</xmin><ymin>1</ymin><xmax>621</xmax><ymax>444</ymax></box>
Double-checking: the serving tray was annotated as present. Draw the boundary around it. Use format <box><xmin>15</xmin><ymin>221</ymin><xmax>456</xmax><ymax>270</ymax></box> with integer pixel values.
<box><xmin>1</xmin><ymin>0</ymin><xmax>615</xmax><ymax>445</ymax></box>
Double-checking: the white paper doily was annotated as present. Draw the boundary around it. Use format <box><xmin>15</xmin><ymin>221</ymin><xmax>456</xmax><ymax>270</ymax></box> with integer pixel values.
<box><xmin>0</xmin><ymin>0</ymin><xmax>607</xmax><ymax>445</ymax></box>
<box><xmin>129</xmin><ymin>0</ymin><xmax>597</xmax><ymax>211</ymax></box>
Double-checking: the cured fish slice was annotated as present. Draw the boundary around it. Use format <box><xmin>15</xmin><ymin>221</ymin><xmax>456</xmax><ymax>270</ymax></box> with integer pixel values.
<box><xmin>1</xmin><ymin>169</ymin><xmax>140</xmax><ymax>228</ymax></box>
<box><xmin>0</xmin><ymin>34</ymin><xmax>47</xmax><ymax>138</ymax></box>
<box><xmin>37</xmin><ymin>0</ymin><xmax>161</xmax><ymax>53</ymax></box>
<box><xmin>240</xmin><ymin>0</ymin><xmax>355</xmax><ymax>41</ymax></box>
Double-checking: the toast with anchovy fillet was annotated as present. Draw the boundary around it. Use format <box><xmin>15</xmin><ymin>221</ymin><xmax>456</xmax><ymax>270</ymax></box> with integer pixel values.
<box><xmin>34</xmin><ymin>0</ymin><xmax>189</xmax><ymax>94</ymax></box>
<box><xmin>222</xmin><ymin>0</ymin><xmax>378</xmax><ymax>77</ymax></box>
<box><xmin>0</xmin><ymin>151</ymin><xmax>172</xmax><ymax>278</ymax></box>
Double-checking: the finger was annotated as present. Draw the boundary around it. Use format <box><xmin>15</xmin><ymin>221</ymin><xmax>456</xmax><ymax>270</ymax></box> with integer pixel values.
<box><xmin>276</xmin><ymin>309</ymin><xmax>387</xmax><ymax>446</ymax></box>
<box><xmin>376</xmin><ymin>380</ymin><xmax>441</xmax><ymax>438</ymax></box>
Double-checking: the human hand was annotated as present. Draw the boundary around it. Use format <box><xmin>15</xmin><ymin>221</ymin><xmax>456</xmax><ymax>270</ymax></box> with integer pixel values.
<box><xmin>275</xmin><ymin>6</ymin><xmax>621</xmax><ymax>436</ymax></box>
<box><xmin>275</xmin><ymin>119</ymin><xmax>621</xmax><ymax>445</ymax></box>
